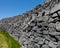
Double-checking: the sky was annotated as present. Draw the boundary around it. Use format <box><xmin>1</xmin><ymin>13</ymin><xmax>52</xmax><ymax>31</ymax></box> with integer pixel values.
<box><xmin>0</xmin><ymin>0</ymin><xmax>44</xmax><ymax>20</ymax></box>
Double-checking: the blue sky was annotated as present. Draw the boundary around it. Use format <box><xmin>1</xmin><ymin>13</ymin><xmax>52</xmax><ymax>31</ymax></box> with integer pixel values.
<box><xmin>0</xmin><ymin>0</ymin><xmax>44</xmax><ymax>20</ymax></box>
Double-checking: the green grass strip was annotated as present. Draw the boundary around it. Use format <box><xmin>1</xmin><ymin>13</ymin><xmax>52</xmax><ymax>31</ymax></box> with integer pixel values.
<box><xmin>0</xmin><ymin>30</ymin><xmax>22</xmax><ymax>48</ymax></box>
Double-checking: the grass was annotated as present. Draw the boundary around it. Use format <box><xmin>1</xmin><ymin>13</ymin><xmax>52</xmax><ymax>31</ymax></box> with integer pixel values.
<box><xmin>0</xmin><ymin>30</ymin><xmax>22</xmax><ymax>48</ymax></box>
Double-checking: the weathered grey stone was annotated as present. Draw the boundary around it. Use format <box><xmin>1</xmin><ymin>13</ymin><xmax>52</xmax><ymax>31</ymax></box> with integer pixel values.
<box><xmin>49</xmin><ymin>27</ymin><xmax>56</xmax><ymax>32</ymax></box>
<box><xmin>40</xmin><ymin>22</ymin><xmax>48</xmax><ymax>27</ymax></box>
<box><xmin>32</xmin><ymin>26</ymin><xmax>38</xmax><ymax>30</ymax></box>
<box><xmin>33</xmin><ymin>44</ymin><xmax>40</xmax><ymax>48</ymax></box>
<box><xmin>56</xmin><ymin>22</ymin><xmax>60</xmax><ymax>31</ymax></box>
<box><xmin>36</xmin><ymin>16</ymin><xmax>43</xmax><ymax>21</ymax></box>
<box><xmin>45</xmin><ymin>0</ymin><xmax>51</xmax><ymax>3</ymax></box>
<box><xmin>44</xmin><ymin>40</ymin><xmax>49</xmax><ymax>45</ymax></box>
<box><xmin>37</xmin><ymin>22</ymin><xmax>41</xmax><ymax>26</ymax></box>
<box><xmin>42</xmin><ymin>45</ymin><xmax>49</xmax><ymax>48</ymax></box>
<box><xmin>55</xmin><ymin>36</ymin><xmax>60</xmax><ymax>41</ymax></box>
<box><xmin>38</xmin><ymin>41</ymin><xmax>44</xmax><ymax>45</ymax></box>
<box><xmin>49</xmin><ymin>23</ymin><xmax>56</xmax><ymax>28</ymax></box>
<box><xmin>38</xmin><ymin>38</ymin><xmax>45</xmax><ymax>45</ymax></box>
<box><xmin>48</xmin><ymin>41</ymin><xmax>58</xmax><ymax>48</ymax></box>
<box><xmin>52</xmin><ymin>13</ymin><xmax>58</xmax><ymax>17</ymax></box>
<box><xmin>43</xmin><ymin>30</ymin><xmax>48</xmax><ymax>35</ymax></box>
<box><xmin>30</xmin><ymin>23</ymin><xmax>35</xmax><ymax>26</ymax></box>
<box><xmin>51</xmin><ymin>3</ymin><xmax>60</xmax><ymax>13</ymax></box>
<box><xmin>45</xmin><ymin>10</ymin><xmax>50</xmax><ymax>15</ymax></box>
<box><xmin>58</xmin><ymin>11</ymin><xmax>60</xmax><ymax>14</ymax></box>
<box><xmin>57</xmin><ymin>41</ymin><xmax>60</xmax><ymax>48</ymax></box>
<box><xmin>49</xmin><ymin>31</ymin><xmax>60</xmax><ymax>35</ymax></box>
<box><xmin>43</xmin><ymin>16</ymin><xmax>48</xmax><ymax>21</ymax></box>
<box><xmin>48</xmin><ymin>18</ymin><xmax>54</xmax><ymax>22</ymax></box>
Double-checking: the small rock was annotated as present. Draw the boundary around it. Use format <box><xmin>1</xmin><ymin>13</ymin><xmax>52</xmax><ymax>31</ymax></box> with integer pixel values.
<box><xmin>57</xmin><ymin>41</ymin><xmax>60</xmax><ymax>48</ymax></box>
<box><xmin>56</xmin><ymin>22</ymin><xmax>60</xmax><ymax>31</ymax></box>
<box><xmin>49</xmin><ymin>23</ymin><xmax>56</xmax><ymax>28</ymax></box>
<box><xmin>52</xmin><ymin>13</ymin><xmax>58</xmax><ymax>18</ymax></box>
<box><xmin>49</xmin><ymin>31</ymin><xmax>60</xmax><ymax>35</ymax></box>
<box><xmin>48</xmin><ymin>18</ymin><xmax>54</xmax><ymax>22</ymax></box>
<box><xmin>48</xmin><ymin>41</ymin><xmax>58</xmax><ymax>48</ymax></box>
<box><xmin>30</xmin><ymin>23</ymin><xmax>35</xmax><ymax>26</ymax></box>
<box><xmin>43</xmin><ymin>16</ymin><xmax>48</xmax><ymax>21</ymax></box>
<box><xmin>44</xmin><ymin>40</ymin><xmax>49</xmax><ymax>45</ymax></box>
<box><xmin>33</xmin><ymin>44</ymin><xmax>40</xmax><ymax>48</ymax></box>
<box><xmin>43</xmin><ymin>30</ymin><xmax>49</xmax><ymax>35</ymax></box>
<box><xmin>55</xmin><ymin>36</ymin><xmax>60</xmax><ymax>41</ymax></box>
<box><xmin>32</xmin><ymin>26</ymin><xmax>38</xmax><ymax>30</ymax></box>
<box><xmin>49</xmin><ymin>27</ymin><xmax>56</xmax><ymax>32</ymax></box>
<box><xmin>42</xmin><ymin>45</ymin><xmax>49</xmax><ymax>48</ymax></box>
<box><xmin>38</xmin><ymin>38</ymin><xmax>45</xmax><ymax>45</ymax></box>
<box><xmin>36</xmin><ymin>16</ymin><xmax>43</xmax><ymax>21</ymax></box>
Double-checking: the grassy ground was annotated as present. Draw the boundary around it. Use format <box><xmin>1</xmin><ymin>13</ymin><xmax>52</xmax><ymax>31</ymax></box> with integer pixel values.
<box><xmin>0</xmin><ymin>30</ymin><xmax>22</xmax><ymax>48</ymax></box>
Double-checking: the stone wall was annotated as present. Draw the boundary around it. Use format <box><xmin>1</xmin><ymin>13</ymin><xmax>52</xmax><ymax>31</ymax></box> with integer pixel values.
<box><xmin>0</xmin><ymin>0</ymin><xmax>60</xmax><ymax>48</ymax></box>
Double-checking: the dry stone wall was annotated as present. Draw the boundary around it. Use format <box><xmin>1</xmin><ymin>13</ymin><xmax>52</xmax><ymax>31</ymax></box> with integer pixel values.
<box><xmin>0</xmin><ymin>0</ymin><xmax>60</xmax><ymax>48</ymax></box>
